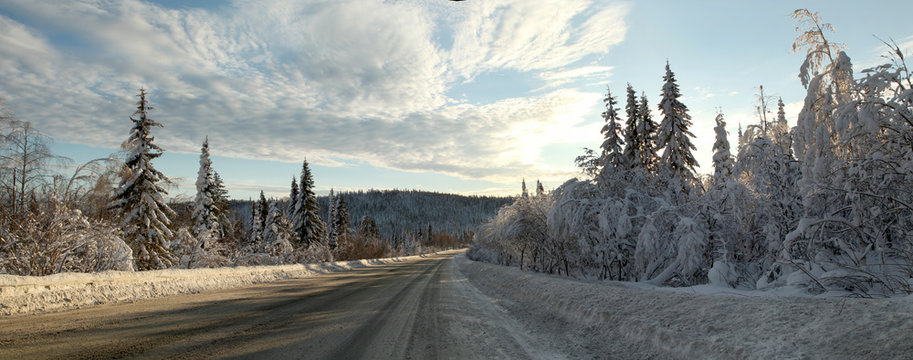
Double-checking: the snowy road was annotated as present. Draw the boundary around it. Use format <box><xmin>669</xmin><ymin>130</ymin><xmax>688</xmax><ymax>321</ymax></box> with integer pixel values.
<box><xmin>0</xmin><ymin>252</ymin><xmax>557</xmax><ymax>359</ymax></box>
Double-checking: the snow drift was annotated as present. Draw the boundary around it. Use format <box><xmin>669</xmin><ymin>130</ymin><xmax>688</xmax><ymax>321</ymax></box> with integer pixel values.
<box><xmin>456</xmin><ymin>254</ymin><xmax>913</xmax><ymax>359</ymax></box>
<box><xmin>0</xmin><ymin>252</ymin><xmax>446</xmax><ymax>316</ymax></box>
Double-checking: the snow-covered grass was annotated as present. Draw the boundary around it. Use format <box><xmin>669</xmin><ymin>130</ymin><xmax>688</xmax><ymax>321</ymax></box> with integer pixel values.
<box><xmin>0</xmin><ymin>251</ymin><xmax>454</xmax><ymax>317</ymax></box>
<box><xmin>456</xmin><ymin>254</ymin><xmax>913</xmax><ymax>359</ymax></box>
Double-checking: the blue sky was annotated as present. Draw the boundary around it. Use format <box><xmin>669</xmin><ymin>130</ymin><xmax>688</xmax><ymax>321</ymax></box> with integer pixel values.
<box><xmin>1</xmin><ymin>0</ymin><xmax>911</xmax><ymax>199</ymax></box>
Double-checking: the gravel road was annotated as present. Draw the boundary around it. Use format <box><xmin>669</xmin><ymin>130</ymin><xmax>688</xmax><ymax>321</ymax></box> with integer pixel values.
<box><xmin>0</xmin><ymin>251</ymin><xmax>558</xmax><ymax>359</ymax></box>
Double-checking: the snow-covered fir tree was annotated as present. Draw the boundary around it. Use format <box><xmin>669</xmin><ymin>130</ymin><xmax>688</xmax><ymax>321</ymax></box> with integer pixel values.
<box><xmin>635</xmin><ymin>92</ymin><xmax>659</xmax><ymax>171</ymax></box>
<box><xmin>262</xmin><ymin>199</ymin><xmax>294</xmax><ymax>257</ymax></box>
<box><xmin>622</xmin><ymin>84</ymin><xmax>639</xmax><ymax>167</ymax></box>
<box><xmin>247</xmin><ymin>191</ymin><xmax>267</xmax><ymax>249</ymax></box>
<box><xmin>772</xmin><ymin>97</ymin><xmax>792</xmax><ymax>153</ymax></box>
<box><xmin>711</xmin><ymin>112</ymin><xmax>733</xmax><ymax>184</ymax></box>
<box><xmin>327</xmin><ymin>188</ymin><xmax>337</xmax><ymax>249</ymax></box>
<box><xmin>599</xmin><ymin>86</ymin><xmax>625</xmax><ymax>173</ymax></box>
<box><xmin>211</xmin><ymin>170</ymin><xmax>230</xmax><ymax>233</ymax></box>
<box><xmin>335</xmin><ymin>195</ymin><xmax>350</xmax><ymax>239</ymax></box>
<box><xmin>110</xmin><ymin>88</ymin><xmax>176</xmax><ymax>270</ymax></box>
<box><xmin>536</xmin><ymin>180</ymin><xmax>544</xmax><ymax>197</ymax></box>
<box><xmin>191</xmin><ymin>137</ymin><xmax>220</xmax><ymax>244</ymax></box>
<box><xmin>656</xmin><ymin>62</ymin><xmax>699</xmax><ymax>191</ymax></box>
<box><xmin>357</xmin><ymin>215</ymin><xmax>380</xmax><ymax>239</ymax></box>
<box><xmin>521</xmin><ymin>179</ymin><xmax>529</xmax><ymax>198</ymax></box>
<box><xmin>288</xmin><ymin>177</ymin><xmax>299</xmax><ymax>217</ymax></box>
<box><xmin>293</xmin><ymin>159</ymin><xmax>325</xmax><ymax>248</ymax></box>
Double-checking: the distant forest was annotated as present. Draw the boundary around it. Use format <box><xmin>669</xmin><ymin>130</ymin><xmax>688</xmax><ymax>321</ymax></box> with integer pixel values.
<box><xmin>229</xmin><ymin>189</ymin><xmax>513</xmax><ymax>240</ymax></box>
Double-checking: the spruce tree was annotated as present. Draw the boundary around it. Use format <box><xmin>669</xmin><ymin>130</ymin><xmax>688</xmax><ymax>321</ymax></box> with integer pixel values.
<box><xmin>258</xmin><ymin>190</ymin><xmax>269</xmax><ymax>232</ymax></box>
<box><xmin>327</xmin><ymin>188</ymin><xmax>337</xmax><ymax>248</ymax></box>
<box><xmin>599</xmin><ymin>86</ymin><xmax>625</xmax><ymax>172</ymax></box>
<box><xmin>711</xmin><ymin>112</ymin><xmax>733</xmax><ymax>184</ymax></box>
<box><xmin>536</xmin><ymin>180</ymin><xmax>545</xmax><ymax>196</ymax></box>
<box><xmin>357</xmin><ymin>215</ymin><xmax>380</xmax><ymax>239</ymax></box>
<box><xmin>622</xmin><ymin>84</ymin><xmax>639</xmax><ymax>166</ymax></box>
<box><xmin>636</xmin><ymin>92</ymin><xmax>659</xmax><ymax>171</ymax></box>
<box><xmin>335</xmin><ymin>195</ymin><xmax>350</xmax><ymax>239</ymax></box>
<box><xmin>656</xmin><ymin>62</ymin><xmax>699</xmax><ymax>188</ymax></box>
<box><xmin>110</xmin><ymin>88</ymin><xmax>176</xmax><ymax>270</ymax></box>
<box><xmin>248</xmin><ymin>195</ymin><xmax>263</xmax><ymax>248</ymax></box>
<box><xmin>211</xmin><ymin>171</ymin><xmax>230</xmax><ymax>232</ymax></box>
<box><xmin>262</xmin><ymin>199</ymin><xmax>294</xmax><ymax>257</ymax></box>
<box><xmin>776</xmin><ymin>98</ymin><xmax>787</xmax><ymax>125</ymax></box>
<box><xmin>521</xmin><ymin>179</ymin><xmax>529</xmax><ymax>198</ymax></box>
<box><xmin>288</xmin><ymin>177</ymin><xmax>299</xmax><ymax>216</ymax></box>
<box><xmin>294</xmin><ymin>159</ymin><xmax>325</xmax><ymax>248</ymax></box>
<box><xmin>192</xmin><ymin>137</ymin><xmax>219</xmax><ymax>243</ymax></box>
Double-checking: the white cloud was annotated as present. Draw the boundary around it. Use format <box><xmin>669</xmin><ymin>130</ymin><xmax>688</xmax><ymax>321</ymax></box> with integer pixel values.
<box><xmin>0</xmin><ymin>0</ymin><xmax>627</xmax><ymax>187</ymax></box>
<box><xmin>447</xmin><ymin>0</ymin><xmax>629</xmax><ymax>80</ymax></box>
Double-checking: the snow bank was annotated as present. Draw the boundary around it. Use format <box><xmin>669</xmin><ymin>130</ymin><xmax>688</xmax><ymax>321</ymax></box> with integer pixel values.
<box><xmin>456</xmin><ymin>254</ymin><xmax>913</xmax><ymax>359</ymax></box>
<box><xmin>0</xmin><ymin>252</ymin><xmax>448</xmax><ymax>317</ymax></box>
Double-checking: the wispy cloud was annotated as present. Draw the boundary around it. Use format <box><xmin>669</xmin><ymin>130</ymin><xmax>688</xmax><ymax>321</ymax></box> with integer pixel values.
<box><xmin>0</xmin><ymin>0</ymin><xmax>627</xmax><ymax>186</ymax></box>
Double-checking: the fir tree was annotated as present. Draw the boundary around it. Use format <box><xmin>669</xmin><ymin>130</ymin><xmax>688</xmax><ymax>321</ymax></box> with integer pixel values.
<box><xmin>521</xmin><ymin>179</ymin><xmax>529</xmax><ymax>198</ymax></box>
<box><xmin>191</xmin><ymin>137</ymin><xmax>219</xmax><ymax>243</ymax></box>
<box><xmin>258</xmin><ymin>190</ymin><xmax>269</xmax><ymax>231</ymax></box>
<box><xmin>711</xmin><ymin>112</ymin><xmax>733</xmax><ymax>184</ymax></box>
<box><xmin>776</xmin><ymin>97</ymin><xmax>787</xmax><ymax>125</ymax></box>
<box><xmin>335</xmin><ymin>195</ymin><xmax>350</xmax><ymax>239</ymax></box>
<box><xmin>293</xmin><ymin>159</ymin><xmax>325</xmax><ymax>248</ymax></box>
<box><xmin>262</xmin><ymin>199</ymin><xmax>294</xmax><ymax>257</ymax></box>
<box><xmin>656</xmin><ymin>62</ymin><xmax>699</xmax><ymax>188</ymax></box>
<box><xmin>358</xmin><ymin>215</ymin><xmax>380</xmax><ymax>239</ymax></box>
<box><xmin>248</xmin><ymin>195</ymin><xmax>263</xmax><ymax>248</ymax></box>
<box><xmin>599</xmin><ymin>86</ymin><xmax>625</xmax><ymax>172</ymax></box>
<box><xmin>636</xmin><ymin>92</ymin><xmax>658</xmax><ymax>171</ymax></box>
<box><xmin>288</xmin><ymin>177</ymin><xmax>299</xmax><ymax>217</ymax></box>
<box><xmin>110</xmin><ymin>88</ymin><xmax>176</xmax><ymax>270</ymax></box>
<box><xmin>622</xmin><ymin>84</ymin><xmax>639</xmax><ymax>166</ymax></box>
<box><xmin>536</xmin><ymin>180</ymin><xmax>545</xmax><ymax>196</ymax></box>
<box><xmin>211</xmin><ymin>170</ymin><xmax>230</xmax><ymax>232</ymax></box>
<box><xmin>327</xmin><ymin>188</ymin><xmax>337</xmax><ymax>248</ymax></box>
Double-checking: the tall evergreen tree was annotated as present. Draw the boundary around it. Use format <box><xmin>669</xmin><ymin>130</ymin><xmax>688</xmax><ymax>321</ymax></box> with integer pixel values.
<box><xmin>288</xmin><ymin>177</ymin><xmax>299</xmax><ymax>216</ymax></box>
<box><xmin>258</xmin><ymin>190</ymin><xmax>269</xmax><ymax>231</ymax></box>
<box><xmin>536</xmin><ymin>180</ymin><xmax>545</xmax><ymax>196</ymax></box>
<box><xmin>293</xmin><ymin>159</ymin><xmax>325</xmax><ymax>248</ymax></box>
<box><xmin>599</xmin><ymin>86</ymin><xmax>625</xmax><ymax>172</ymax></box>
<box><xmin>357</xmin><ymin>215</ymin><xmax>380</xmax><ymax>239</ymax></box>
<box><xmin>262</xmin><ymin>199</ymin><xmax>294</xmax><ymax>256</ymax></box>
<box><xmin>521</xmin><ymin>179</ymin><xmax>529</xmax><ymax>198</ymax></box>
<box><xmin>110</xmin><ymin>88</ymin><xmax>176</xmax><ymax>270</ymax></box>
<box><xmin>327</xmin><ymin>188</ymin><xmax>337</xmax><ymax>248</ymax></box>
<box><xmin>211</xmin><ymin>170</ymin><xmax>230</xmax><ymax>231</ymax></box>
<box><xmin>248</xmin><ymin>195</ymin><xmax>263</xmax><ymax>248</ymax></box>
<box><xmin>636</xmin><ymin>92</ymin><xmax>659</xmax><ymax>171</ymax></box>
<box><xmin>622</xmin><ymin>84</ymin><xmax>639</xmax><ymax>166</ymax></box>
<box><xmin>192</xmin><ymin>137</ymin><xmax>219</xmax><ymax>243</ymax></box>
<box><xmin>656</xmin><ymin>62</ymin><xmax>699</xmax><ymax>188</ymax></box>
<box><xmin>711</xmin><ymin>112</ymin><xmax>734</xmax><ymax>184</ymax></box>
<box><xmin>335</xmin><ymin>195</ymin><xmax>350</xmax><ymax>239</ymax></box>
<box><xmin>776</xmin><ymin>97</ymin><xmax>787</xmax><ymax>125</ymax></box>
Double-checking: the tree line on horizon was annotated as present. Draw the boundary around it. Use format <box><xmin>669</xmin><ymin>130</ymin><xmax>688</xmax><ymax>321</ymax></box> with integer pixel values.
<box><xmin>470</xmin><ymin>9</ymin><xmax>913</xmax><ymax>296</ymax></box>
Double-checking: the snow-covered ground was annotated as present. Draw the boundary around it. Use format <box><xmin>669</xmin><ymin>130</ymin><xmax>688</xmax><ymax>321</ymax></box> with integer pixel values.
<box><xmin>0</xmin><ymin>252</ymin><xmax>451</xmax><ymax>316</ymax></box>
<box><xmin>455</xmin><ymin>254</ymin><xmax>913</xmax><ymax>359</ymax></box>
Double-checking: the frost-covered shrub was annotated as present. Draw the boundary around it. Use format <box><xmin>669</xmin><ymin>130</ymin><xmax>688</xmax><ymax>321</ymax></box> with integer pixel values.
<box><xmin>0</xmin><ymin>200</ymin><xmax>133</xmax><ymax>275</ymax></box>
<box><xmin>168</xmin><ymin>227</ymin><xmax>228</xmax><ymax>269</ymax></box>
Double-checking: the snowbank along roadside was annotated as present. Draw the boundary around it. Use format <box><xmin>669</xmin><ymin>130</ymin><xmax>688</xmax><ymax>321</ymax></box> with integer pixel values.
<box><xmin>455</xmin><ymin>254</ymin><xmax>913</xmax><ymax>359</ymax></box>
<box><xmin>0</xmin><ymin>250</ymin><xmax>461</xmax><ymax>317</ymax></box>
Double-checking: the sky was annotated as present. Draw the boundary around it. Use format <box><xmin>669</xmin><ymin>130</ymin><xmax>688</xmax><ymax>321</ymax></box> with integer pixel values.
<box><xmin>1</xmin><ymin>0</ymin><xmax>911</xmax><ymax>199</ymax></box>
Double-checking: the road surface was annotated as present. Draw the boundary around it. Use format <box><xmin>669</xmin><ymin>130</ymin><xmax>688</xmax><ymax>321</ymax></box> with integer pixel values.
<box><xmin>0</xmin><ymin>252</ymin><xmax>559</xmax><ymax>359</ymax></box>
